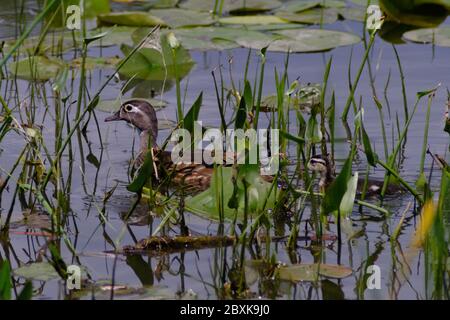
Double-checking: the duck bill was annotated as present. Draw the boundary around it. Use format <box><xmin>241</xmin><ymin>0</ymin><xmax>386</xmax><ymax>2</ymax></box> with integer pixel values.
<box><xmin>105</xmin><ymin>111</ymin><xmax>121</xmax><ymax>122</ymax></box>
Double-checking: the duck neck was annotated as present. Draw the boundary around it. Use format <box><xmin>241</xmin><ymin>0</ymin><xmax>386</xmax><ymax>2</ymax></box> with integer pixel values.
<box><xmin>318</xmin><ymin>168</ymin><xmax>334</xmax><ymax>192</ymax></box>
<box><xmin>139</xmin><ymin>130</ymin><xmax>157</xmax><ymax>153</ymax></box>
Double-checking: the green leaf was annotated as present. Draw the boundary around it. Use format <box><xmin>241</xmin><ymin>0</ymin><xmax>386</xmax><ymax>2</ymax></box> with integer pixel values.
<box><xmin>361</xmin><ymin>124</ymin><xmax>378</xmax><ymax>166</ymax></box>
<box><xmin>242</xmin><ymin>29</ymin><xmax>361</xmax><ymax>53</ymax></box>
<box><xmin>220</xmin><ymin>15</ymin><xmax>288</xmax><ymax>25</ymax></box>
<box><xmin>17</xmin><ymin>282</ymin><xmax>33</xmax><ymax>300</ymax></box>
<box><xmin>98</xmin><ymin>11</ymin><xmax>166</xmax><ymax>27</ymax></box>
<box><xmin>13</xmin><ymin>262</ymin><xmax>60</xmax><ymax>282</ymax></box>
<box><xmin>148</xmin><ymin>8</ymin><xmax>215</xmax><ymax>28</ymax></box>
<box><xmin>339</xmin><ymin>172</ymin><xmax>359</xmax><ymax>217</ymax></box>
<box><xmin>380</xmin><ymin>0</ymin><xmax>449</xmax><ymax>28</ymax></box>
<box><xmin>183</xmin><ymin>92</ymin><xmax>203</xmax><ymax>134</ymax></box>
<box><xmin>120</xmin><ymin>33</ymin><xmax>194</xmax><ymax>80</ymax></box>
<box><xmin>185</xmin><ymin>165</ymin><xmax>279</xmax><ymax>221</ymax></box>
<box><xmin>127</xmin><ymin>150</ymin><xmax>154</xmax><ymax>193</ymax></box>
<box><xmin>180</xmin><ymin>0</ymin><xmax>282</xmax><ymax>13</ymax></box>
<box><xmin>8</xmin><ymin>56</ymin><xmax>64</xmax><ymax>81</ymax></box>
<box><xmin>235</xmin><ymin>95</ymin><xmax>247</xmax><ymax>130</ymax></box>
<box><xmin>276</xmin><ymin>8</ymin><xmax>339</xmax><ymax>25</ymax></box>
<box><xmin>322</xmin><ymin>155</ymin><xmax>353</xmax><ymax>214</ymax></box>
<box><xmin>280</xmin><ymin>131</ymin><xmax>305</xmax><ymax>144</ymax></box>
<box><xmin>305</xmin><ymin>114</ymin><xmax>322</xmax><ymax>144</ymax></box>
<box><xmin>404</xmin><ymin>26</ymin><xmax>450</xmax><ymax>47</ymax></box>
<box><xmin>0</xmin><ymin>261</ymin><xmax>12</xmax><ymax>300</ymax></box>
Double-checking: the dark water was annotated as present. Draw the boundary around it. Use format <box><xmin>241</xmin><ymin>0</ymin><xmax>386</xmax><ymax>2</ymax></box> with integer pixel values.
<box><xmin>0</xmin><ymin>1</ymin><xmax>449</xmax><ymax>300</ymax></box>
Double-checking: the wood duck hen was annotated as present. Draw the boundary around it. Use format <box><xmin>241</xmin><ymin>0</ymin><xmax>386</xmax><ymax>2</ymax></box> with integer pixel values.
<box><xmin>307</xmin><ymin>154</ymin><xmax>403</xmax><ymax>196</ymax></box>
<box><xmin>105</xmin><ymin>100</ymin><xmax>221</xmax><ymax>191</ymax></box>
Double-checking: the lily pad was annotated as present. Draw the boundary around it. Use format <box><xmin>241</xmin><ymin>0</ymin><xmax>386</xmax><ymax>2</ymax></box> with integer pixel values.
<box><xmin>338</xmin><ymin>7</ymin><xmax>367</xmax><ymax>22</ymax></box>
<box><xmin>261</xmin><ymin>83</ymin><xmax>322</xmax><ymax>112</ymax></box>
<box><xmin>276</xmin><ymin>8</ymin><xmax>339</xmax><ymax>25</ymax></box>
<box><xmin>241</xmin><ymin>29</ymin><xmax>360</xmax><ymax>53</ymax></box>
<box><xmin>278</xmin><ymin>264</ymin><xmax>353</xmax><ymax>282</ymax></box>
<box><xmin>148</xmin><ymin>8</ymin><xmax>215</xmax><ymax>28</ymax></box>
<box><xmin>81</xmin><ymin>26</ymin><xmax>137</xmax><ymax>47</ymax></box>
<box><xmin>179</xmin><ymin>0</ymin><xmax>282</xmax><ymax>13</ymax></box>
<box><xmin>279</xmin><ymin>0</ymin><xmax>346</xmax><ymax>12</ymax></box>
<box><xmin>120</xmin><ymin>33</ymin><xmax>194</xmax><ymax>80</ymax></box>
<box><xmin>170</xmin><ymin>27</ymin><xmax>275</xmax><ymax>51</ymax></box>
<box><xmin>403</xmin><ymin>26</ymin><xmax>450</xmax><ymax>47</ymax></box>
<box><xmin>350</xmin><ymin>0</ymin><xmax>379</xmax><ymax>5</ymax></box>
<box><xmin>219</xmin><ymin>15</ymin><xmax>288</xmax><ymax>25</ymax></box>
<box><xmin>380</xmin><ymin>0</ymin><xmax>449</xmax><ymax>28</ymax></box>
<box><xmin>8</xmin><ymin>56</ymin><xmax>64</xmax><ymax>81</ymax></box>
<box><xmin>98</xmin><ymin>11</ymin><xmax>166</xmax><ymax>27</ymax></box>
<box><xmin>243</xmin><ymin>23</ymin><xmax>306</xmax><ymax>31</ymax></box>
<box><xmin>14</xmin><ymin>262</ymin><xmax>60</xmax><ymax>282</ymax></box>
<box><xmin>71</xmin><ymin>56</ymin><xmax>121</xmax><ymax>69</ymax></box>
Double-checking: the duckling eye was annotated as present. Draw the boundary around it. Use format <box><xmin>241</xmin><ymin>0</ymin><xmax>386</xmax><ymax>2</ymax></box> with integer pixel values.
<box><xmin>124</xmin><ymin>104</ymin><xmax>134</xmax><ymax>112</ymax></box>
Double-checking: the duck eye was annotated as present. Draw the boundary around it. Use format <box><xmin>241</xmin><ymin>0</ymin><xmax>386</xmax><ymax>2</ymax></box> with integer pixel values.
<box><xmin>124</xmin><ymin>104</ymin><xmax>134</xmax><ymax>112</ymax></box>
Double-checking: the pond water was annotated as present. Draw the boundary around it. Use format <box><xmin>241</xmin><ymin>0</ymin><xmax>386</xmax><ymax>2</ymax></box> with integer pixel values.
<box><xmin>0</xmin><ymin>0</ymin><xmax>449</xmax><ymax>300</ymax></box>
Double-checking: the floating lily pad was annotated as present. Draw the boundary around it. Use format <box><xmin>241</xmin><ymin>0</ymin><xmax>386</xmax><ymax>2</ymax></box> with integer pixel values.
<box><xmin>120</xmin><ymin>33</ymin><xmax>194</xmax><ymax>80</ymax></box>
<box><xmin>403</xmin><ymin>26</ymin><xmax>450</xmax><ymax>47</ymax></box>
<box><xmin>276</xmin><ymin>8</ymin><xmax>339</xmax><ymax>25</ymax></box>
<box><xmin>240</xmin><ymin>29</ymin><xmax>360</xmax><ymax>53</ymax></box>
<box><xmin>8</xmin><ymin>56</ymin><xmax>64</xmax><ymax>81</ymax></box>
<box><xmin>279</xmin><ymin>0</ymin><xmax>345</xmax><ymax>12</ymax></box>
<box><xmin>278</xmin><ymin>0</ymin><xmax>321</xmax><ymax>13</ymax></box>
<box><xmin>81</xmin><ymin>26</ymin><xmax>137</xmax><ymax>47</ymax></box>
<box><xmin>9</xmin><ymin>214</ymin><xmax>51</xmax><ymax>230</ymax></box>
<box><xmin>243</xmin><ymin>23</ymin><xmax>306</xmax><ymax>31</ymax></box>
<box><xmin>350</xmin><ymin>0</ymin><xmax>379</xmax><ymax>5</ymax></box>
<box><xmin>219</xmin><ymin>15</ymin><xmax>288</xmax><ymax>25</ymax></box>
<box><xmin>71</xmin><ymin>56</ymin><xmax>121</xmax><ymax>69</ymax></box>
<box><xmin>98</xmin><ymin>11</ymin><xmax>166</xmax><ymax>27</ymax></box>
<box><xmin>278</xmin><ymin>264</ymin><xmax>353</xmax><ymax>282</ymax></box>
<box><xmin>148</xmin><ymin>8</ymin><xmax>215</xmax><ymax>28</ymax></box>
<box><xmin>380</xmin><ymin>0</ymin><xmax>449</xmax><ymax>28</ymax></box>
<box><xmin>262</xmin><ymin>83</ymin><xmax>322</xmax><ymax>112</ymax></box>
<box><xmin>14</xmin><ymin>262</ymin><xmax>60</xmax><ymax>282</ymax></box>
<box><xmin>338</xmin><ymin>7</ymin><xmax>367</xmax><ymax>22</ymax></box>
<box><xmin>180</xmin><ymin>0</ymin><xmax>282</xmax><ymax>13</ymax></box>
<box><xmin>170</xmin><ymin>27</ymin><xmax>275</xmax><ymax>51</ymax></box>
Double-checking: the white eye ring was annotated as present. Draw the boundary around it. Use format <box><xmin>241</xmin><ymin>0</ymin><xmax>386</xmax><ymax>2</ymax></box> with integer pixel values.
<box><xmin>124</xmin><ymin>104</ymin><xmax>134</xmax><ymax>112</ymax></box>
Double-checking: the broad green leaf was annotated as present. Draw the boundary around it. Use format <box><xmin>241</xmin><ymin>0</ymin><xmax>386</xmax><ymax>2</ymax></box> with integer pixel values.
<box><xmin>322</xmin><ymin>155</ymin><xmax>353</xmax><ymax>214</ymax></box>
<box><xmin>180</xmin><ymin>0</ymin><xmax>282</xmax><ymax>13</ymax></box>
<box><xmin>98</xmin><ymin>12</ymin><xmax>166</xmax><ymax>27</ymax></box>
<box><xmin>243</xmin><ymin>29</ymin><xmax>360</xmax><ymax>53</ymax></box>
<box><xmin>14</xmin><ymin>262</ymin><xmax>60</xmax><ymax>282</ymax></box>
<box><xmin>338</xmin><ymin>7</ymin><xmax>367</xmax><ymax>22</ymax></box>
<box><xmin>278</xmin><ymin>263</ymin><xmax>353</xmax><ymax>282</ymax></box>
<box><xmin>8</xmin><ymin>56</ymin><xmax>64</xmax><ymax>81</ymax></box>
<box><xmin>120</xmin><ymin>34</ymin><xmax>194</xmax><ymax>80</ymax></box>
<box><xmin>185</xmin><ymin>165</ymin><xmax>278</xmax><ymax>221</ymax></box>
<box><xmin>305</xmin><ymin>115</ymin><xmax>322</xmax><ymax>144</ymax></box>
<box><xmin>148</xmin><ymin>9</ymin><xmax>215</xmax><ymax>28</ymax></box>
<box><xmin>183</xmin><ymin>92</ymin><xmax>203</xmax><ymax>134</ymax></box>
<box><xmin>361</xmin><ymin>124</ymin><xmax>378</xmax><ymax>166</ymax></box>
<box><xmin>276</xmin><ymin>8</ymin><xmax>339</xmax><ymax>25</ymax></box>
<box><xmin>404</xmin><ymin>26</ymin><xmax>450</xmax><ymax>47</ymax></box>
<box><xmin>339</xmin><ymin>172</ymin><xmax>359</xmax><ymax>217</ymax></box>
<box><xmin>380</xmin><ymin>0</ymin><xmax>449</xmax><ymax>28</ymax></box>
<box><xmin>220</xmin><ymin>15</ymin><xmax>288</xmax><ymax>25</ymax></box>
<box><xmin>0</xmin><ymin>261</ymin><xmax>12</xmax><ymax>300</ymax></box>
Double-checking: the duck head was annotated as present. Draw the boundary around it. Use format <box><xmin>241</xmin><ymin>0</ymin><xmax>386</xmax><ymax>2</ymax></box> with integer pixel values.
<box><xmin>105</xmin><ymin>99</ymin><xmax>158</xmax><ymax>144</ymax></box>
<box><xmin>307</xmin><ymin>154</ymin><xmax>334</xmax><ymax>191</ymax></box>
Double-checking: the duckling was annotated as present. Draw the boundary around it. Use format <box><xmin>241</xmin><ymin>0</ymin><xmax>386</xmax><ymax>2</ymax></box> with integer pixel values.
<box><xmin>307</xmin><ymin>154</ymin><xmax>403</xmax><ymax>196</ymax></box>
<box><xmin>105</xmin><ymin>100</ymin><xmax>220</xmax><ymax>191</ymax></box>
